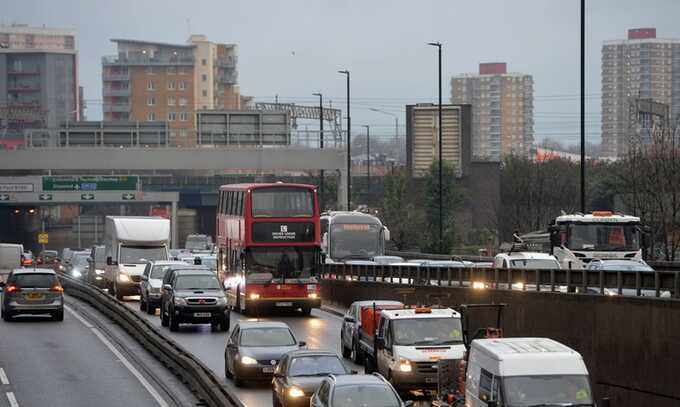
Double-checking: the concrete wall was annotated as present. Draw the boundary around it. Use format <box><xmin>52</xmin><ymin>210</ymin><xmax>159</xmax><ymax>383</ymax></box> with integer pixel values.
<box><xmin>321</xmin><ymin>280</ymin><xmax>680</xmax><ymax>407</ymax></box>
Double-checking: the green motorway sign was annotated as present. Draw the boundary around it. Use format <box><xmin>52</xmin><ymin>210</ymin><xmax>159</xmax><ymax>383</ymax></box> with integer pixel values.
<box><xmin>42</xmin><ymin>176</ymin><xmax>138</xmax><ymax>192</ymax></box>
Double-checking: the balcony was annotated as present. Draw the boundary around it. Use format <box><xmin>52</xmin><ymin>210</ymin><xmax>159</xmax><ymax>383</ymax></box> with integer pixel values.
<box><xmin>103</xmin><ymin>103</ymin><xmax>131</xmax><ymax>113</ymax></box>
<box><xmin>102</xmin><ymin>72</ymin><xmax>130</xmax><ymax>81</ymax></box>
<box><xmin>102</xmin><ymin>55</ymin><xmax>194</xmax><ymax>66</ymax></box>
<box><xmin>7</xmin><ymin>85</ymin><xmax>40</xmax><ymax>92</ymax></box>
<box><xmin>216</xmin><ymin>72</ymin><xmax>238</xmax><ymax>85</ymax></box>
<box><xmin>7</xmin><ymin>69</ymin><xmax>40</xmax><ymax>75</ymax></box>
<box><xmin>216</xmin><ymin>57</ymin><xmax>237</xmax><ymax>68</ymax></box>
<box><xmin>102</xmin><ymin>87</ymin><xmax>130</xmax><ymax>97</ymax></box>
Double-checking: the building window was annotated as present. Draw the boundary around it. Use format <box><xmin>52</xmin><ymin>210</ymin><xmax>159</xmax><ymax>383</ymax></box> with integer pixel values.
<box><xmin>180</xmin><ymin>129</ymin><xmax>188</xmax><ymax>138</ymax></box>
<box><xmin>179</xmin><ymin>80</ymin><xmax>186</xmax><ymax>90</ymax></box>
<box><xmin>167</xmin><ymin>80</ymin><xmax>176</xmax><ymax>90</ymax></box>
<box><xmin>202</xmin><ymin>58</ymin><xmax>207</xmax><ymax>66</ymax></box>
<box><xmin>168</xmin><ymin>96</ymin><xmax>176</xmax><ymax>106</ymax></box>
<box><xmin>178</xmin><ymin>66</ymin><xmax>185</xmax><ymax>75</ymax></box>
<box><xmin>168</xmin><ymin>112</ymin><xmax>177</xmax><ymax>121</ymax></box>
<box><xmin>202</xmin><ymin>74</ymin><xmax>207</xmax><ymax>82</ymax></box>
<box><xmin>146</xmin><ymin>66</ymin><xmax>154</xmax><ymax>75</ymax></box>
<box><xmin>167</xmin><ymin>66</ymin><xmax>176</xmax><ymax>75</ymax></box>
<box><xmin>148</xmin><ymin>112</ymin><xmax>156</xmax><ymax>121</ymax></box>
<box><xmin>202</xmin><ymin>89</ymin><xmax>208</xmax><ymax>97</ymax></box>
<box><xmin>179</xmin><ymin>97</ymin><xmax>188</xmax><ymax>106</ymax></box>
<box><xmin>147</xmin><ymin>80</ymin><xmax>155</xmax><ymax>91</ymax></box>
<box><xmin>179</xmin><ymin>111</ymin><xmax>188</xmax><ymax>121</ymax></box>
<box><xmin>147</xmin><ymin>96</ymin><xmax>156</xmax><ymax>106</ymax></box>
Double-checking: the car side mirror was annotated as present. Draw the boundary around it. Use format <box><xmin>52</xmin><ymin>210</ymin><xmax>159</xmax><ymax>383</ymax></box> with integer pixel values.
<box><xmin>163</xmin><ymin>284</ymin><xmax>172</xmax><ymax>292</ymax></box>
<box><xmin>298</xmin><ymin>341</ymin><xmax>307</xmax><ymax>347</ymax></box>
<box><xmin>141</xmin><ymin>275</ymin><xmax>148</xmax><ymax>281</ymax></box>
<box><xmin>343</xmin><ymin>316</ymin><xmax>355</xmax><ymax>323</ymax></box>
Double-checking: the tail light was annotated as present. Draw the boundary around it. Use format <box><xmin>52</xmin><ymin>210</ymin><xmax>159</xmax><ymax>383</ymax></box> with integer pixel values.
<box><xmin>5</xmin><ymin>285</ymin><xmax>20</xmax><ymax>293</ymax></box>
<box><xmin>49</xmin><ymin>284</ymin><xmax>64</xmax><ymax>293</ymax></box>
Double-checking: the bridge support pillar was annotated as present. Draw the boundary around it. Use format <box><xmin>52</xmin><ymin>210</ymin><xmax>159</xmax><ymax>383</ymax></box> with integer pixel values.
<box><xmin>337</xmin><ymin>169</ymin><xmax>349</xmax><ymax>211</ymax></box>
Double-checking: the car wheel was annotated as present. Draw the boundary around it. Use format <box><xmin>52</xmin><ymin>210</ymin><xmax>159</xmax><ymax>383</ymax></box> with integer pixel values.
<box><xmin>225</xmin><ymin>356</ymin><xmax>233</xmax><ymax>379</ymax></box>
<box><xmin>233</xmin><ymin>373</ymin><xmax>244</xmax><ymax>387</ymax></box>
<box><xmin>114</xmin><ymin>282</ymin><xmax>125</xmax><ymax>301</ymax></box>
<box><xmin>341</xmin><ymin>333</ymin><xmax>351</xmax><ymax>358</ymax></box>
<box><xmin>235</xmin><ymin>289</ymin><xmax>242</xmax><ymax>313</ymax></box>
<box><xmin>2</xmin><ymin>309</ymin><xmax>12</xmax><ymax>322</ymax></box>
<box><xmin>219</xmin><ymin>314</ymin><xmax>230</xmax><ymax>332</ymax></box>
<box><xmin>52</xmin><ymin>309</ymin><xmax>64</xmax><ymax>322</ymax></box>
<box><xmin>272</xmin><ymin>392</ymin><xmax>282</xmax><ymax>407</ymax></box>
<box><xmin>169</xmin><ymin>309</ymin><xmax>179</xmax><ymax>331</ymax></box>
<box><xmin>140</xmin><ymin>295</ymin><xmax>147</xmax><ymax>312</ymax></box>
<box><xmin>300</xmin><ymin>305</ymin><xmax>312</xmax><ymax>316</ymax></box>
<box><xmin>107</xmin><ymin>281</ymin><xmax>114</xmax><ymax>295</ymax></box>
<box><xmin>147</xmin><ymin>304</ymin><xmax>156</xmax><ymax>315</ymax></box>
<box><xmin>161</xmin><ymin>305</ymin><xmax>169</xmax><ymax>327</ymax></box>
<box><xmin>351</xmin><ymin>339</ymin><xmax>364</xmax><ymax>364</ymax></box>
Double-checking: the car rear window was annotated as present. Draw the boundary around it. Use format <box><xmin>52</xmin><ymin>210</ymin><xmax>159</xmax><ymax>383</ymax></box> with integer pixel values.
<box><xmin>11</xmin><ymin>273</ymin><xmax>58</xmax><ymax>288</ymax></box>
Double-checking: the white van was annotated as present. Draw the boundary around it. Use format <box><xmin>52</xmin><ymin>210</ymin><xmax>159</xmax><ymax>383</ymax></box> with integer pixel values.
<box><xmin>465</xmin><ymin>338</ymin><xmax>593</xmax><ymax>407</ymax></box>
<box><xmin>0</xmin><ymin>243</ymin><xmax>23</xmax><ymax>282</ymax></box>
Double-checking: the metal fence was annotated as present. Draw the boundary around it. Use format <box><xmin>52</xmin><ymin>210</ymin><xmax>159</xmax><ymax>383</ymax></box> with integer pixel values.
<box><xmin>320</xmin><ymin>263</ymin><xmax>680</xmax><ymax>299</ymax></box>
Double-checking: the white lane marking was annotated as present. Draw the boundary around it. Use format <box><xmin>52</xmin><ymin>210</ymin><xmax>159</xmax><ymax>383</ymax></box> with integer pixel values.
<box><xmin>6</xmin><ymin>392</ymin><xmax>19</xmax><ymax>407</ymax></box>
<box><xmin>64</xmin><ymin>306</ymin><xmax>170</xmax><ymax>407</ymax></box>
<box><xmin>0</xmin><ymin>368</ymin><xmax>9</xmax><ymax>385</ymax></box>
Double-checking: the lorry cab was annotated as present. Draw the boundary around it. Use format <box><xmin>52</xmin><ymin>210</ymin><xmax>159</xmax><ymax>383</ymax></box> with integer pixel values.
<box><xmin>465</xmin><ymin>338</ymin><xmax>593</xmax><ymax>407</ymax></box>
<box><xmin>375</xmin><ymin>307</ymin><xmax>466</xmax><ymax>395</ymax></box>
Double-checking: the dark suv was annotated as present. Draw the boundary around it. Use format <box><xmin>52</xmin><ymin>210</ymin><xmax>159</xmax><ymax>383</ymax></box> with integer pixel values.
<box><xmin>160</xmin><ymin>267</ymin><xmax>229</xmax><ymax>332</ymax></box>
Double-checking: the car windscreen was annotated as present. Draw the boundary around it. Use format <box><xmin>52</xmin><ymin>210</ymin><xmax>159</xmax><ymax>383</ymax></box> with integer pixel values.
<box><xmin>600</xmin><ymin>262</ymin><xmax>653</xmax><ymax>271</ymax></box>
<box><xmin>150</xmin><ymin>265</ymin><xmax>173</xmax><ymax>279</ymax></box>
<box><xmin>174</xmin><ymin>275</ymin><xmax>221</xmax><ymax>290</ymax></box>
<box><xmin>510</xmin><ymin>259</ymin><xmax>560</xmax><ymax>269</ymax></box>
<box><xmin>94</xmin><ymin>248</ymin><xmax>106</xmax><ymax>266</ymax></box>
<box><xmin>11</xmin><ymin>273</ymin><xmax>58</xmax><ymax>288</ymax></box>
<box><xmin>240</xmin><ymin>328</ymin><xmax>296</xmax><ymax>347</ymax></box>
<box><xmin>331</xmin><ymin>384</ymin><xmax>401</xmax><ymax>407</ymax></box>
<box><xmin>71</xmin><ymin>255</ymin><xmax>89</xmax><ymax>268</ymax></box>
<box><xmin>186</xmin><ymin>236</ymin><xmax>209</xmax><ymax>250</ymax></box>
<box><xmin>251</xmin><ymin>187</ymin><xmax>314</xmax><ymax>218</ymax></box>
<box><xmin>391</xmin><ymin>317</ymin><xmax>463</xmax><ymax>346</ymax></box>
<box><xmin>120</xmin><ymin>246</ymin><xmax>167</xmax><ymax>263</ymax></box>
<box><xmin>503</xmin><ymin>375</ymin><xmax>593</xmax><ymax>406</ymax></box>
<box><xmin>288</xmin><ymin>355</ymin><xmax>347</xmax><ymax>377</ymax></box>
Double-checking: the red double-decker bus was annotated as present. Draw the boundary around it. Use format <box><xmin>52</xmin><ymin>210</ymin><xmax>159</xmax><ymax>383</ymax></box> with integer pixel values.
<box><xmin>216</xmin><ymin>183</ymin><xmax>321</xmax><ymax>315</ymax></box>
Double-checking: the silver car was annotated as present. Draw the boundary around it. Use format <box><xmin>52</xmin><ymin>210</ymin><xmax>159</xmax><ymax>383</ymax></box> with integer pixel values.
<box><xmin>1</xmin><ymin>268</ymin><xmax>64</xmax><ymax>321</ymax></box>
<box><xmin>139</xmin><ymin>260</ymin><xmax>186</xmax><ymax>315</ymax></box>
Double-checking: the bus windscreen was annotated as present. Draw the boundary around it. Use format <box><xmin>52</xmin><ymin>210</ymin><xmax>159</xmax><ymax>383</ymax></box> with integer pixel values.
<box><xmin>251</xmin><ymin>188</ymin><xmax>314</xmax><ymax>218</ymax></box>
<box><xmin>245</xmin><ymin>247</ymin><xmax>316</xmax><ymax>281</ymax></box>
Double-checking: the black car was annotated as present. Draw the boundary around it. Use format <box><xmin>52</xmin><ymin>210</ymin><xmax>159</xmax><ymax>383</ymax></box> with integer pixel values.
<box><xmin>224</xmin><ymin>321</ymin><xmax>305</xmax><ymax>387</ymax></box>
<box><xmin>310</xmin><ymin>373</ymin><xmax>411</xmax><ymax>407</ymax></box>
<box><xmin>160</xmin><ymin>267</ymin><xmax>229</xmax><ymax>332</ymax></box>
<box><xmin>272</xmin><ymin>350</ymin><xmax>352</xmax><ymax>407</ymax></box>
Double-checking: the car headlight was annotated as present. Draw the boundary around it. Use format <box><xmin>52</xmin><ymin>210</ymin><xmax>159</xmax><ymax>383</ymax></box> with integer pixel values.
<box><xmin>174</xmin><ymin>297</ymin><xmax>187</xmax><ymax>306</ymax></box>
<box><xmin>216</xmin><ymin>297</ymin><xmax>227</xmax><ymax>305</ymax></box>
<box><xmin>604</xmin><ymin>288</ymin><xmax>618</xmax><ymax>297</ymax></box>
<box><xmin>95</xmin><ymin>269</ymin><xmax>105</xmax><ymax>275</ymax></box>
<box><xmin>59</xmin><ymin>265</ymin><xmax>66</xmax><ymax>271</ymax></box>
<box><xmin>307</xmin><ymin>293</ymin><xmax>318</xmax><ymax>299</ymax></box>
<box><xmin>249</xmin><ymin>293</ymin><xmax>260</xmax><ymax>300</ymax></box>
<box><xmin>512</xmin><ymin>282</ymin><xmax>525</xmax><ymax>290</ymax></box>
<box><xmin>72</xmin><ymin>269</ymin><xmax>82</xmax><ymax>278</ymax></box>
<box><xmin>240</xmin><ymin>355</ymin><xmax>257</xmax><ymax>365</ymax></box>
<box><xmin>118</xmin><ymin>273</ymin><xmax>130</xmax><ymax>282</ymax></box>
<box><xmin>288</xmin><ymin>387</ymin><xmax>305</xmax><ymax>398</ymax></box>
<box><xmin>398</xmin><ymin>358</ymin><xmax>412</xmax><ymax>373</ymax></box>
<box><xmin>472</xmin><ymin>281</ymin><xmax>487</xmax><ymax>290</ymax></box>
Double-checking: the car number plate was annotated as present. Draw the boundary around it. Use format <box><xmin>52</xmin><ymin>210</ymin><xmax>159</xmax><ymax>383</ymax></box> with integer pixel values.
<box><xmin>262</xmin><ymin>366</ymin><xmax>275</xmax><ymax>373</ymax></box>
<box><xmin>193</xmin><ymin>312</ymin><xmax>212</xmax><ymax>317</ymax></box>
<box><xmin>26</xmin><ymin>292</ymin><xmax>44</xmax><ymax>300</ymax></box>
<box><xmin>275</xmin><ymin>302</ymin><xmax>293</xmax><ymax>307</ymax></box>
<box><xmin>425</xmin><ymin>377</ymin><xmax>438</xmax><ymax>383</ymax></box>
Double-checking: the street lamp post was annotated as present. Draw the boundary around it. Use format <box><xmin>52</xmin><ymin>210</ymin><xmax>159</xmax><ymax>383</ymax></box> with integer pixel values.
<box><xmin>362</xmin><ymin>125</ymin><xmax>370</xmax><ymax>205</ymax></box>
<box><xmin>313</xmin><ymin>92</ymin><xmax>324</xmax><ymax>211</ymax></box>
<box><xmin>338</xmin><ymin>70</ymin><xmax>351</xmax><ymax>210</ymax></box>
<box><xmin>579</xmin><ymin>0</ymin><xmax>586</xmax><ymax>213</ymax></box>
<box><xmin>369</xmin><ymin>108</ymin><xmax>400</xmax><ymax>162</ymax></box>
<box><xmin>428</xmin><ymin>41</ymin><xmax>443</xmax><ymax>253</ymax></box>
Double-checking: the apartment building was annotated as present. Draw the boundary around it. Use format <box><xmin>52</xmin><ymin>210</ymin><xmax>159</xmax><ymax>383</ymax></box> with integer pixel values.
<box><xmin>0</xmin><ymin>25</ymin><xmax>79</xmax><ymax>140</ymax></box>
<box><xmin>451</xmin><ymin>63</ymin><xmax>534</xmax><ymax>160</ymax></box>
<box><xmin>102</xmin><ymin>35</ymin><xmax>244</xmax><ymax>145</ymax></box>
<box><xmin>601</xmin><ymin>28</ymin><xmax>680</xmax><ymax>158</ymax></box>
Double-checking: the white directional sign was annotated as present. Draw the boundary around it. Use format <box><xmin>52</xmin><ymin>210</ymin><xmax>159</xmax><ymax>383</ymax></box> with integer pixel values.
<box><xmin>122</xmin><ymin>193</ymin><xmax>136</xmax><ymax>201</ymax></box>
<box><xmin>0</xmin><ymin>183</ymin><xmax>34</xmax><ymax>193</ymax></box>
<box><xmin>39</xmin><ymin>193</ymin><xmax>53</xmax><ymax>201</ymax></box>
<box><xmin>0</xmin><ymin>193</ymin><xmax>10</xmax><ymax>201</ymax></box>
<box><xmin>81</xmin><ymin>193</ymin><xmax>95</xmax><ymax>201</ymax></box>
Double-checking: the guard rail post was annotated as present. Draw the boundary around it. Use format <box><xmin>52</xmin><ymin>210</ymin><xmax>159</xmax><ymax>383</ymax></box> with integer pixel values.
<box><xmin>617</xmin><ymin>271</ymin><xmax>623</xmax><ymax>295</ymax></box>
<box><xmin>535</xmin><ymin>269</ymin><xmax>541</xmax><ymax>292</ymax></box>
<box><xmin>636</xmin><ymin>271</ymin><xmax>642</xmax><ymax>297</ymax></box>
<box><xmin>599</xmin><ymin>269</ymin><xmax>605</xmax><ymax>295</ymax></box>
<box><xmin>550</xmin><ymin>269</ymin><xmax>556</xmax><ymax>292</ymax></box>
<box><xmin>674</xmin><ymin>272</ymin><xmax>680</xmax><ymax>299</ymax></box>
<box><xmin>655</xmin><ymin>271</ymin><xmax>661</xmax><ymax>298</ymax></box>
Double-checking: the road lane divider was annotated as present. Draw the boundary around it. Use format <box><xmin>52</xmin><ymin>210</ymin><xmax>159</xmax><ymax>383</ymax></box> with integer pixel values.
<box><xmin>0</xmin><ymin>368</ymin><xmax>9</xmax><ymax>385</ymax></box>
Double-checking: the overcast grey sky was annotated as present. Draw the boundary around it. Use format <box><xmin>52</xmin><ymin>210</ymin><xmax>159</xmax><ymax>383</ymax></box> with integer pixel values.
<box><xmin>5</xmin><ymin>0</ymin><xmax>680</xmax><ymax>145</ymax></box>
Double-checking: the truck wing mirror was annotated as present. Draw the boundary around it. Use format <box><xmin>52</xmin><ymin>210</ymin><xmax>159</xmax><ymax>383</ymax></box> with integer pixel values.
<box><xmin>383</xmin><ymin>227</ymin><xmax>390</xmax><ymax>241</ymax></box>
<box><xmin>163</xmin><ymin>284</ymin><xmax>173</xmax><ymax>292</ymax></box>
<box><xmin>343</xmin><ymin>316</ymin><xmax>355</xmax><ymax>323</ymax></box>
<box><xmin>549</xmin><ymin>227</ymin><xmax>561</xmax><ymax>247</ymax></box>
<box><xmin>106</xmin><ymin>256</ymin><xmax>117</xmax><ymax>266</ymax></box>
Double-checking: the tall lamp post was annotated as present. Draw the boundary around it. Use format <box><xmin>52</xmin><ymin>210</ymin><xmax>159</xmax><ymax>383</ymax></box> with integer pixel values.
<box><xmin>428</xmin><ymin>41</ymin><xmax>443</xmax><ymax>253</ymax></box>
<box><xmin>369</xmin><ymin>108</ymin><xmax>400</xmax><ymax>162</ymax></box>
<box><xmin>313</xmin><ymin>92</ymin><xmax>324</xmax><ymax>211</ymax></box>
<box><xmin>362</xmin><ymin>125</ymin><xmax>370</xmax><ymax>205</ymax></box>
<box><xmin>579</xmin><ymin>0</ymin><xmax>586</xmax><ymax>213</ymax></box>
<box><xmin>338</xmin><ymin>70</ymin><xmax>351</xmax><ymax>210</ymax></box>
